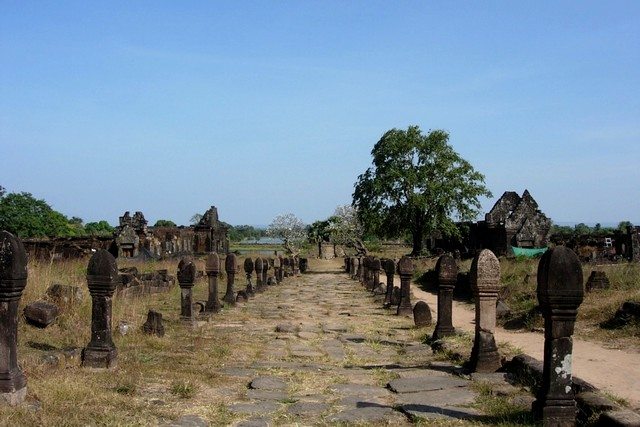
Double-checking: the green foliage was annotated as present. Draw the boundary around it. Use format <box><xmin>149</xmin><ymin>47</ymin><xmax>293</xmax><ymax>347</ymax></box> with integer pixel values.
<box><xmin>227</xmin><ymin>225</ymin><xmax>267</xmax><ymax>242</ymax></box>
<box><xmin>0</xmin><ymin>191</ymin><xmax>75</xmax><ymax>238</ymax></box>
<box><xmin>153</xmin><ymin>219</ymin><xmax>176</xmax><ymax>227</ymax></box>
<box><xmin>353</xmin><ymin>125</ymin><xmax>491</xmax><ymax>255</ymax></box>
<box><xmin>307</xmin><ymin>219</ymin><xmax>333</xmax><ymax>243</ymax></box>
<box><xmin>618</xmin><ymin>220</ymin><xmax>633</xmax><ymax>232</ymax></box>
<box><xmin>84</xmin><ymin>220</ymin><xmax>114</xmax><ymax>236</ymax></box>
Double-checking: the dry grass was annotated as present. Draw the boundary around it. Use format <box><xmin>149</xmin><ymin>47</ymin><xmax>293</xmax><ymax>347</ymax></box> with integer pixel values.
<box><xmin>2</xmin><ymin>252</ymin><xmax>286</xmax><ymax>426</ymax></box>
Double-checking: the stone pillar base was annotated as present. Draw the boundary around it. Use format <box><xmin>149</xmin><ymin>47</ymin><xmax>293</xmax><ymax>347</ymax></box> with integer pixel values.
<box><xmin>81</xmin><ymin>347</ymin><xmax>117</xmax><ymax>369</ymax></box>
<box><xmin>470</xmin><ymin>332</ymin><xmax>501</xmax><ymax>372</ymax></box>
<box><xmin>432</xmin><ymin>326</ymin><xmax>455</xmax><ymax>341</ymax></box>
<box><xmin>533</xmin><ymin>399</ymin><xmax>577</xmax><ymax>426</ymax></box>
<box><xmin>397</xmin><ymin>304</ymin><xmax>413</xmax><ymax>317</ymax></box>
<box><xmin>223</xmin><ymin>294</ymin><xmax>236</xmax><ymax>305</ymax></box>
<box><xmin>0</xmin><ymin>387</ymin><xmax>26</xmax><ymax>406</ymax></box>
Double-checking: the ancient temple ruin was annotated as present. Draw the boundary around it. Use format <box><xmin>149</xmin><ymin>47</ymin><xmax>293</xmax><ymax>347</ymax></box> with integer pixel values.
<box><xmin>481</xmin><ymin>190</ymin><xmax>552</xmax><ymax>254</ymax></box>
<box><xmin>113</xmin><ymin>206</ymin><xmax>229</xmax><ymax>259</ymax></box>
<box><xmin>427</xmin><ymin>190</ymin><xmax>552</xmax><ymax>257</ymax></box>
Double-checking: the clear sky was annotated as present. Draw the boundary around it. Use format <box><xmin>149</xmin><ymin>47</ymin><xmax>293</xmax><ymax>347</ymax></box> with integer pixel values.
<box><xmin>1</xmin><ymin>1</ymin><xmax>638</xmax><ymax>227</ymax></box>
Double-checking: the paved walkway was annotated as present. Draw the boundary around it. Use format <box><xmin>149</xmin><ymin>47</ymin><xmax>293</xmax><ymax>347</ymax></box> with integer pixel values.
<box><xmin>166</xmin><ymin>267</ymin><xmax>522</xmax><ymax>426</ymax></box>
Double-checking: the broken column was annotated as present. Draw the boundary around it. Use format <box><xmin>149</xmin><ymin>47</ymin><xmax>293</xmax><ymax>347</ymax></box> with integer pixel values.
<box><xmin>350</xmin><ymin>257</ymin><xmax>357</xmax><ymax>280</ymax></box>
<box><xmin>282</xmin><ymin>257</ymin><xmax>290</xmax><ymax>278</ymax></box>
<box><xmin>177</xmin><ymin>258</ymin><xmax>196</xmax><ymax>322</ymax></box>
<box><xmin>371</xmin><ymin>257</ymin><xmax>381</xmax><ymax>292</ymax></box>
<box><xmin>244</xmin><ymin>258</ymin><xmax>255</xmax><ymax>296</ymax></box>
<box><xmin>204</xmin><ymin>253</ymin><xmax>222</xmax><ymax>313</ymax></box>
<box><xmin>357</xmin><ymin>257</ymin><xmax>364</xmax><ymax>283</ymax></box>
<box><xmin>469</xmin><ymin>249</ymin><xmax>502</xmax><ymax>372</ymax></box>
<box><xmin>292</xmin><ymin>256</ymin><xmax>299</xmax><ymax>275</ymax></box>
<box><xmin>273</xmin><ymin>256</ymin><xmax>281</xmax><ymax>284</ymax></box>
<box><xmin>261</xmin><ymin>258</ymin><xmax>268</xmax><ymax>287</ymax></box>
<box><xmin>82</xmin><ymin>249</ymin><xmax>119</xmax><ymax>369</ymax></box>
<box><xmin>254</xmin><ymin>258</ymin><xmax>264</xmax><ymax>292</ymax></box>
<box><xmin>223</xmin><ymin>253</ymin><xmax>237</xmax><ymax>305</ymax></box>
<box><xmin>432</xmin><ymin>254</ymin><xmax>458</xmax><ymax>340</ymax></box>
<box><xmin>397</xmin><ymin>256</ymin><xmax>413</xmax><ymax>316</ymax></box>
<box><xmin>0</xmin><ymin>231</ymin><xmax>28</xmax><ymax>405</ymax></box>
<box><xmin>533</xmin><ymin>246</ymin><xmax>584</xmax><ymax>426</ymax></box>
<box><xmin>383</xmin><ymin>259</ymin><xmax>395</xmax><ymax>308</ymax></box>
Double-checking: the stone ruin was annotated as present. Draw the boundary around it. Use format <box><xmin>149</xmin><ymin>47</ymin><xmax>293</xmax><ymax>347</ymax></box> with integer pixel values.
<box><xmin>427</xmin><ymin>190</ymin><xmax>552</xmax><ymax>257</ymax></box>
<box><xmin>113</xmin><ymin>206</ymin><xmax>229</xmax><ymax>259</ymax></box>
<box><xmin>117</xmin><ymin>267</ymin><xmax>175</xmax><ymax>297</ymax></box>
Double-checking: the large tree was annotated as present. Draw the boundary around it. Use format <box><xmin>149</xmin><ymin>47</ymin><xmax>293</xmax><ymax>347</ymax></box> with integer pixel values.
<box><xmin>353</xmin><ymin>125</ymin><xmax>492</xmax><ymax>256</ymax></box>
<box><xmin>0</xmin><ymin>191</ymin><xmax>74</xmax><ymax>238</ymax></box>
<box><xmin>267</xmin><ymin>213</ymin><xmax>306</xmax><ymax>255</ymax></box>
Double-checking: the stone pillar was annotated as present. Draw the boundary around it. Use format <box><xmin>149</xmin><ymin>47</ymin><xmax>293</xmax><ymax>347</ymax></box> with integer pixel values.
<box><xmin>371</xmin><ymin>257</ymin><xmax>381</xmax><ymax>293</ymax></box>
<box><xmin>223</xmin><ymin>253</ymin><xmax>237</xmax><ymax>305</ymax></box>
<box><xmin>0</xmin><ymin>231</ymin><xmax>28</xmax><ymax>405</ymax></box>
<box><xmin>357</xmin><ymin>257</ymin><xmax>363</xmax><ymax>283</ymax></box>
<box><xmin>261</xmin><ymin>258</ymin><xmax>268</xmax><ymax>286</ymax></box>
<box><xmin>299</xmin><ymin>258</ymin><xmax>308</xmax><ymax>273</ymax></box>
<box><xmin>204</xmin><ymin>253</ymin><xmax>222</xmax><ymax>313</ymax></box>
<box><xmin>177</xmin><ymin>257</ymin><xmax>196</xmax><ymax>322</ymax></box>
<box><xmin>283</xmin><ymin>257</ymin><xmax>290</xmax><ymax>278</ymax></box>
<box><xmin>293</xmin><ymin>256</ymin><xmax>299</xmax><ymax>275</ymax></box>
<box><xmin>383</xmin><ymin>259</ymin><xmax>395</xmax><ymax>308</ymax></box>
<box><xmin>273</xmin><ymin>257</ymin><xmax>281</xmax><ymax>284</ymax></box>
<box><xmin>350</xmin><ymin>257</ymin><xmax>357</xmax><ymax>280</ymax></box>
<box><xmin>82</xmin><ymin>249</ymin><xmax>119</xmax><ymax>369</ymax></box>
<box><xmin>365</xmin><ymin>257</ymin><xmax>372</xmax><ymax>289</ymax></box>
<box><xmin>533</xmin><ymin>246</ymin><xmax>584</xmax><ymax>426</ymax></box>
<box><xmin>469</xmin><ymin>249</ymin><xmax>501</xmax><ymax>372</ymax></box>
<box><xmin>244</xmin><ymin>258</ymin><xmax>255</xmax><ymax>296</ymax></box>
<box><xmin>397</xmin><ymin>256</ymin><xmax>413</xmax><ymax>316</ymax></box>
<box><xmin>345</xmin><ymin>257</ymin><xmax>350</xmax><ymax>274</ymax></box>
<box><xmin>254</xmin><ymin>258</ymin><xmax>264</xmax><ymax>292</ymax></box>
<box><xmin>432</xmin><ymin>254</ymin><xmax>457</xmax><ymax>340</ymax></box>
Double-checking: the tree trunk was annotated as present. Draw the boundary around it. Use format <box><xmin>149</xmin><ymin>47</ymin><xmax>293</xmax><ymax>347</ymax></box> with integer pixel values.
<box><xmin>411</xmin><ymin>227</ymin><xmax>424</xmax><ymax>256</ymax></box>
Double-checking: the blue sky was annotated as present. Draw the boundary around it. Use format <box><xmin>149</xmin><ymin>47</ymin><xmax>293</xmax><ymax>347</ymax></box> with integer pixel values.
<box><xmin>1</xmin><ymin>1</ymin><xmax>638</xmax><ymax>226</ymax></box>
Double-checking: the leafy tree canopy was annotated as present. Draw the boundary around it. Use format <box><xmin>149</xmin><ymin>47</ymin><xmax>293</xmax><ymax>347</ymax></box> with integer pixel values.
<box><xmin>153</xmin><ymin>219</ymin><xmax>177</xmax><ymax>227</ymax></box>
<box><xmin>84</xmin><ymin>220</ymin><xmax>114</xmax><ymax>236</ymax></box>
<box><xmin>0</xmin><ymin>191</ymin><xmax>75</xmax><ymax>238</ymax></box>
<box><xmin>353</xmin><ymin>125</ymin><xmax>491</xmax><ymax>255</ymax></box>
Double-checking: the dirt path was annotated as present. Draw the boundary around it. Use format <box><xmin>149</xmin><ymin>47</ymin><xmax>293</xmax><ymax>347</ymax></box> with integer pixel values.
<box><xmin>411</xmin><ymin>284</ymin><xmax>640</xmax><ymax>409</ymax></box>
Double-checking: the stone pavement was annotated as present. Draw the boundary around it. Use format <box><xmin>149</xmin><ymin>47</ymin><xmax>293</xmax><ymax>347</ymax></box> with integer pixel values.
<box><xmin>168</xmin><ymin>267</ymin><xmax>500</xmax><ymax>426</ymax></box>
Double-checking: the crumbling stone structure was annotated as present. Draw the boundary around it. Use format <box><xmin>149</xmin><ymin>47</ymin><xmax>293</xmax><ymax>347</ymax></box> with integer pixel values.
<box><xmin>113</xmin><ymin>206</ymin><xmax>229</xmax><ymax>259</ymax></box>
<box><xmin>427</xmin><ymin>190</ymin><xmax>551</xmax><ymax>257</ymax></box>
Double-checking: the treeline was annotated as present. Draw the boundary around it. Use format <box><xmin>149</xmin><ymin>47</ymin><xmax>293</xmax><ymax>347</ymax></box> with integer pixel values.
<box><xmin>0</xmin><ymin>186</ymin><xmax>269</xmax><ymax>241</ymax></box>
<box><xmin>550</xmin><ymin>222</ymin><xmax>633</xmax><ymax>239</ymax></box>
<box><xmin>0</xmin><ymin>188</ymin><xmax>114</xmax><ymax>238</ymax></box>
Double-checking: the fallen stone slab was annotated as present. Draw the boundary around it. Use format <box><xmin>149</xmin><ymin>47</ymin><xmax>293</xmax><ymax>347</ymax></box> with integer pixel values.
<box><xmin>327</xmin><ymin>406</ymin><xmax>405</xmax><ymax>424</ymax></box>
<box><xmin>249</xmin><ymin>377</ymin><xmax>287</xmax><ymax>391</ymax></box>
<box><xmin>286</xmin><ymin>401</ymin><xmax>330</xmax><ymax>416</ymax></box>
<box><xmin>597</xmin><ymin>409</ymin><xmax>640</xmax><ymax>426</ymax></box>
<box><xmin>227</xmin><ymin>401</ymin><xmax>280</xmax><ymax>415</ymax></box>
<box><xmin>24</xmin><ymin>301</ymin><xmax>60</xmax><ymax>328</ymax></box>
<box><xmin>395</xmin><ymin>387</ymin><xmax>477</xmax><ymax>407</ymax></box>
<box><xmin>387</xmin><ymin>376</ymin><xmax>468</xmax><ymax>394</ymax></box>
<box><xmin>161</xmin><ymin>414</ymin><xmax>208</xmax><ymax>427</ymax></box>
<box><xmin>401</xmin><ymin>404</ymin><xmax>480</xmax><ymax>422</ymax></box>
<box><xmin>330</xmin><ymin>383</ymin><xmax>391</xmax><ymax>396</ymax></box>
<box><xmin>246</xmin><ymin>389</ymin><xmax>288</xmax><ymax>401</ymax></box>
<box><xmin>234</xmin><ymin>418</ymin><xmax>270</xmax><ymax>427</ymax></box>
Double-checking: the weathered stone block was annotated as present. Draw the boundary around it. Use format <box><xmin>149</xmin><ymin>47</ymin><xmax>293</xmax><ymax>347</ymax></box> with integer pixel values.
<box><xmin>24</xmin><ymin>301</ymin><xmax>60</xmax><ymax>328</ymax></box>
<box><xmin>413</xmin><ymin>301</ymin><xmax>432</xmax><ymax>327</ymax></box>
<box><xmin>142</xmin><ymin>310</ymin><xmax>165</xmax><ymax>337</ymax></box>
